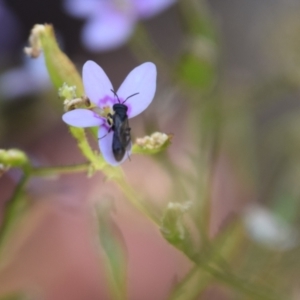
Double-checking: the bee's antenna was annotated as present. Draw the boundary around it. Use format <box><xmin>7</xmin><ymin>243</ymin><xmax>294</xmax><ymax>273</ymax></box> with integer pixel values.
<box><xmin>123</xmin><ymin>92</ymin><xmax>139</xmax><ymax>104</ymax></box>
<box><xmin>111</xmin><ymin>89</ymin><xmax>121</xmax><ymax>103</ymax></box>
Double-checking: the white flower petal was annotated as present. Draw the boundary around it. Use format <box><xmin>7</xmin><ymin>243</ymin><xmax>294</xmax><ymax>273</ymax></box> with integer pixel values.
<box><xmin>82</xmin><ymin>10</ymin><xmax>135</xmax><ymax>52</ymax></box>
<box><xmin>133</xmin><ymin>0</ymin><xmax>177</xmax><ymax>19</ymax></box>
<box><xmin>62</xmin><ymin>109</ymin><xmax>103</xmax><ymax>127</ymax></box>
<box><xmin>117</xmin><ymin>62</ymin><xmax>157</xmax><ymax>119</ymax></box>
<box><xmin>83</xmin><ymin>60</ymin><xmax>113</xmax><ymax>106</ymax></box>
<box><xmin>98</xmin><ymin>126</ymin><xmax>130</xmax><ymax>166</ymax></box>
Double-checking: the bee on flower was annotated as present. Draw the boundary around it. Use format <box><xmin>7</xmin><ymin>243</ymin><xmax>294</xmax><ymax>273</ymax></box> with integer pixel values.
<box><xmin>62</xmin><ymin>60</ymin><xmax>157</xmax><ymax>166</ymax></box>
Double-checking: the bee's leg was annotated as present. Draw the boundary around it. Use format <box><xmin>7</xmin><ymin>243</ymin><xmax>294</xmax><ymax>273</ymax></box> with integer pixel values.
<box><xmin>98</xmin><ymin>133</ymin><xmax>108</xmax><ymax>140</ymax></box>
<box><xmin>98</xmin><ymin>127</ymin><xmax>112</xmax><ymax>140</ymax></box>
<box><xmin>107</xmin><ymin>113</ymin><xmax>114</xmax><ymax>126</ymax></box>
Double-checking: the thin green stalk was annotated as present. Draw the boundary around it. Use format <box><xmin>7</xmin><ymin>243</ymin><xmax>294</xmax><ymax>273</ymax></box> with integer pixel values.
<box><xmin>69</xmin><ymin>126</ymin><xmax>106</xmax><ymax>169</ymax></box>
<box><xmin>114</xmin><ymin>175</ymin><xmax>161</xmax><ymax>225</ymax></box>
<box><xmin>0</xmin><ymin>174</ymin><xmax>30</xmax><ymax>250</ymax></box>
<box><xmin>109</xmin><ymin>165</ymin><xmax>279</xmax><ymax>299</ymax></box>
<box><xmin>31</xmin><ymin>163</ymin><xmax>90</xmax><ymax>177</ymax></box>
<box><xmin>0</xmin><ymin>161</ymin><xmax>91</xmax><ymax>253</ymax></box>
<box><xmin>168</xmin><ymin>266</ymin><xmax>212</xmax><ymax>300</ymax></box>
<box><xmin>181</xmin><ymin>252</ymin><xmax>281</xmax><ymax>300</ymax></box>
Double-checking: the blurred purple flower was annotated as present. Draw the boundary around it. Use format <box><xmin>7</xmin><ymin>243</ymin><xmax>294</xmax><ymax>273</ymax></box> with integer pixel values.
<box><xmin>0</xmin><ymin>55</ymin><xmax>51</xmax><ymax>100</ymax></box>
<box><xmin>63</xmin><ymin>0</ymin><xmax>176</xmax><ymax>51</ymax></box>
<box><xmin>63</xmin><ymin>60</ymin><xmax>157</xmax><ymax>166</ymax></box>
<box><xmin>0</xmin><ymin>0</ymin><xmax>20</xmax><ymax>56</ymax></box>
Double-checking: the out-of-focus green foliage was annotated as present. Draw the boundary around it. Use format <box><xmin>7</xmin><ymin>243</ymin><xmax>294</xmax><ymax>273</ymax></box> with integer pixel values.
<box><xmin>2</xmin><ymin>1</ymin><xmax>300</xmax><ymax>299</ymax></box>
<box><xmin>96</xmin><ymin>200</ymin><xmax>127</xmax><ymax>300</ymax></box>
<box><xmin>176</xmin><ymin>0</ymin><xmax>218</xmax><ymax>91</ymax></box>
<box><xmin>176</xmin><ymin>50</ymin><xmax>215</xmax><ymax>90</ymax></box>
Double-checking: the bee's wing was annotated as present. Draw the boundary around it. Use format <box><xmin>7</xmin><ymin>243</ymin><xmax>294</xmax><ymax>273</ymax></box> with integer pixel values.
<box><xmin>112</xmin><ymin>131</ymin><xmax>126</xmax><ymax>162</ymax></box>
<box><xmin>114</xmin><ymin>116</ymin><xmax>131</xmax><ymax>147</ymax></box>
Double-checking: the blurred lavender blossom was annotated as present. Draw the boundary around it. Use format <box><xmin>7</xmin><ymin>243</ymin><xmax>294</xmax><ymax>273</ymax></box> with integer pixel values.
<box><xmin>0</xmin><ymin>55</ymin><xmax>51</xmax><ymax>100</ymax></box>
<box><xmin>63</xmin><ymin>0</ymin><xmax>177</xmax><ymax>51</ymax></box>
<box><xmin>0</xmin><ymin>0</ymin><xmax>20</xmax><ymax>57</ymax></box>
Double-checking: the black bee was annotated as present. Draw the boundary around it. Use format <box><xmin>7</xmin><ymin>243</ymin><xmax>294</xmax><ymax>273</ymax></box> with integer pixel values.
<box><xmin>107</xmin><ymin>90</ymin><xmax>139</xmax><ymax>162</ymax></box>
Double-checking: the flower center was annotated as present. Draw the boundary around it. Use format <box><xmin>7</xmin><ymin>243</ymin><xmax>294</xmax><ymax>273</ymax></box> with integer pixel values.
<box><xmin>100</xmin><ymin>105</ymin><xmax>113</xmax><ymax>118</ymax></box>
<box><xmin>91</xmin><ymin>105</ymin><xmax>114</xmax><ymax>127</ymax></box>
<box><xmin>91</xmin><ymin>105</ymin><xmax>112</xmax><ymax>117</ymax></box>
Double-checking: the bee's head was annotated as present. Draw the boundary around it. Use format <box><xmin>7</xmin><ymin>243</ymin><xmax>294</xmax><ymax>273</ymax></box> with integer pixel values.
<box><xmin>113</xmin><ymin>103</ymin><xmax>128</xmax><ymax>112</ymax></box>
<box><xmin>111</xmin><ymin>89</ymin><xmax>139</xmax><ymax>106</ymax></box>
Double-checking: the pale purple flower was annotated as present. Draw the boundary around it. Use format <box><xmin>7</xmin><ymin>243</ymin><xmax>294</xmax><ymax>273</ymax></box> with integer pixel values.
<box><xmin>63</xmin><ymin>0</ymin><xmax>177</xmax><ymax>51</ymax></box>
<box><xmin>0</xmin><ymin>54</ymin><xmax>51</xmax><ymax>100</ymax></box>
<box><xmin>0</xmin><ymin>0</ymin><xmax>20</xmax><ymax>55</ymax></box>
<box><xmin>62</xmin><ymin>60</ymin><xmax>157</xmax><ymax>166</ymax></box>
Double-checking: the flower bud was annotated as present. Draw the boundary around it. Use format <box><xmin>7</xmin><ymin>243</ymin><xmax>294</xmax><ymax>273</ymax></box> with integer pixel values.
<box><xmin>133</xmin><ymin>132</ymin><xmax>172</xmax><ymax>155</ymax></box>
<box><xmin>24</xmin><ymin>24</ymin><xmax>45</xmax><ymax>58</ymax></box>
<box><xmin>161</xmin><ymin>201</ymin><xmax>193</xmax><ymax>243</ymax></box>
<box><xmin>58</xmin><ymin>82</ymin><xmax>77</xmax><ymax>100</ymax></box>
<box><xmin>0</xmin><ymin>149</ymin><xmax>29</xmax><ymax>170</ymax></box>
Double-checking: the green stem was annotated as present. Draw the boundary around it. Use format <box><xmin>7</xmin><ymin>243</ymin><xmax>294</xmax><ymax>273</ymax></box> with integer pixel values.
<box><xmin>101</xmin><ymin>160</ymin><xmax>278</xmax><ymax>298</ymax></box>
<box><xmin>179</xmin><ymin>250</ymin><xmax>280</xmax><ymax>300</ymax></box>
<box><xmin>0</xmin><ymin>174</ymin><xmax>30</xmax><ymax>251</ymax></box>
<box><xmin>114</xmin><ymin>175</ymin><xmax>161</xmax><ymax>225</ymax></box>
<box><xmin>168</xmin><ymin>266</ymin><xmax>212</xmax><ymax>300</ymax></box>
<box><xmin>0</xmin><ymin>161</ymin><xmax>91</xmax><ymax>253</ymax></box>
<box><xmin>31</xmin><ymin>163</ymin><xmax>90</xmax><ymax>177</ymax></box>
<box><xmin>69</xmin><ymin>127</ymin><xmax>106</xmax><ymax>169</ymax></box>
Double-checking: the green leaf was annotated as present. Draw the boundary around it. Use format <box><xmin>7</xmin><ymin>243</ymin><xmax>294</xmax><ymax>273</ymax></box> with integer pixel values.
<box><xmin>96</xmin><ymin>201</ymin><xmax>128</xmax><ymax>300</ymax></box>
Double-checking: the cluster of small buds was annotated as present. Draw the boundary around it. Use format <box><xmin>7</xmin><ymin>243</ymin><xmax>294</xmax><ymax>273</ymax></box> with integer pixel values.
<box><xmin>58</xmin><ymin>83</ymin><xmax>77</xmax><ymax>100</ymax></box>
<box><xmin>59</xmin><ymin>83</ymin><xmax>91</xmax><ymax>112</ymax></box>
<box><xmin>24</xmin><ymin>24</ymin><xmax>45</xmax><ymax>58</ymax></box>
<box><xmin>0</xmin><ymin>149</ymin><xmax>29</xmax><ymax>172</ymax></box>
<box><xmin>161</xmin><ymin>201</ymin><xmax>193</xmax><ymax>241</ymax></box>
<box><xmin>136</xmin><ymin>132</ymin><xmax>170</xmax><ymax>150</ymax></box>
<box><xmin>63</xmin><ymin>96</ymin><xmax>91</xmax><ymax>112</ymax></box>
<box><xmin>167</xmin><ymin>201</ymin><xmax>193</xmax><ymax>213</ymax></box>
